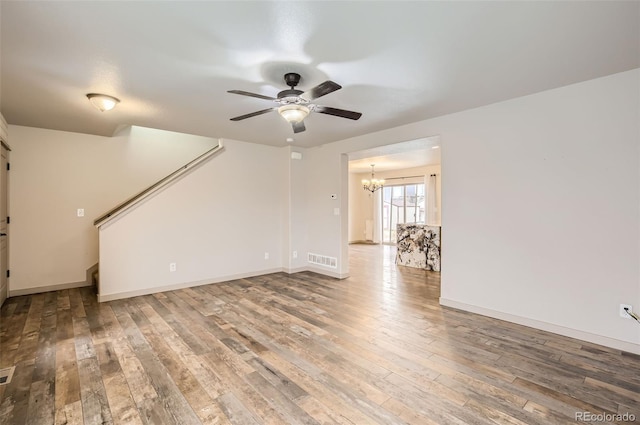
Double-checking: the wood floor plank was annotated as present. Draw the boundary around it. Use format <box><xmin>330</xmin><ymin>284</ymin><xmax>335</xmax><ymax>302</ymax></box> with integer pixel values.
<box><xmin>220</xmin><ymin>296</ymin><xmax>394</xmax><ymax>408</ymax></box>
<box><xmin>54</xmin><ymin>399</ymin><xmax>83</xmax><ymax>425</ymax></box>
<box><xmin>244</xmin><ymin>371</ymin><xmax>320</xmax><ymax>425</ymax></box>
<box><xmin>295</xmin><ymin>395</ymin><xmax>359</xmax><ymax>425</ymax></box>
<box><xmin>77</xmin><ymin>357</ymin><xmax>113</xmax><ymax>425</ymax></box>
<box><xmin>2</xmin><ymin>244</ymin><xmax>639</xmax><ymax>424</ymax></box>
<box><xmin>67</xmin><ymin>289</ymin><xmax>86</xmax><ymax>320</ymax></box>
<box><xmin>0</xmin><ymin>360</ymin><xmax>35</xmax><ymax>425</ymax></box>
<box><xmin>380</xmin><ymin>397</ymin><xmax>441</xmax><ymax>425</ymax></box>
<box><xmin>25</xmin><ymin>292</ymin><xmax>57</xmax><ymax>424</ymax></box>
<box><xmin>259</xmin><ymin>354</ymin><xmax>382</xmax><ymax>425</ymax></box>
<box><xmin>137</xmin><ymin>396</ymin><xmax>184</xmax><ymax>425</ymax></box>
<box><xmin>0</xmin><ymin>297</ymin><xmax>32</xmax><ymax>368</ymax></box>
<box><xmin>12</xmin><ymin>295</ymin><xmax>45</xmax><ymax>365</ymax></box>
<box><xmin>109</xmin><ymin>335</ymin><xmax>158</xmax><ymax>406</ymax></box>
<box><xmin>55</xmin><ymin>290</ymin><xmax>81</xmax><ymax>410</ymax></box>
<box><xmin>214</xmin><ymin>308</ymin><xmax>407</xmax><ymax>424</ymax></box>
<box><xmin>244</xmin><ymin>356</ymin><xmax>308</xmax><ymax>402</ymax></box>
<box><xmin>111</xmin><ymin>300</ymin><xmax>202</xmax><ymax>425</ymax></box>
<box><xmin>216</xmin><ymin>392</ymin><xmax>261</xmax><ymax>425</ymax></box>
<box><xmin>100</xmin><ymin>372</ymin><xmax>144</xmax><ymax>425</ymax></box>
<box><xmin>199</xmin><ymin>352</ymin><xmax>285</xmax><ymax>425</ymax></box>
<box><xmin>26</xmin><ymin>379</ymin><xmax>55</xmax><ymax>425</ymax></box>
<box><xmin>137</xmin><ymin>324</ymin><xmax>226</xmax><ymax>424</ymax></box>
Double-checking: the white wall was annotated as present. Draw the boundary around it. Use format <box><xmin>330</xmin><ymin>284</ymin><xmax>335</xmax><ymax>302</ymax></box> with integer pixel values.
<box><xmin>282</xmin><ymin>147</ymin><xmax>309</xmax><ymax>272</ymax></box>
<box><xmin>302</xmin><ymin>147</ymin><xmax>349</xmax><ymax>278</ymax></box>
<box><xmin>438</xmin><ymin>70</ymin><xmax>640</xmax><ymax>352</ymax></box>
<box><xmin>8</xmin><ymin>125</ymin><xmax>217</xmax><ymax>294</ymax></box>
<box><xmin>304</xmin><ymin>69</ymin><xmax>640</xmax><ymax>353</ymax></box>
<box><xmin>98</xmin><ymin>139</ymin><xmax>287</xmax><ymax>300</ymax></box>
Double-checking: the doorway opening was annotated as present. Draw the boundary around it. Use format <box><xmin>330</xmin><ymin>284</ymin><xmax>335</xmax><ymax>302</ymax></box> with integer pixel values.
<box><xmin>347</xmin><ymin>136</ymin><xmax>441</xmax><ymax>247</ymax></box>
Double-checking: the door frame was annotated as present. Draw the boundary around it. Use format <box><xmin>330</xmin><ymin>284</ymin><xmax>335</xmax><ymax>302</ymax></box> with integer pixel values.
<box><xmin>0</xmin><ymin>140</ymin><xmax>10</xmax><ymax>307</ymax></box>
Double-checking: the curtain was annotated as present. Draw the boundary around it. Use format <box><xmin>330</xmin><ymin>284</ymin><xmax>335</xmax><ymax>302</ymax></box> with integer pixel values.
<box><xmin>427</xmin><ymin>174</ymin><xmax>440</xmax><ymax>226</ymax></box>
<box><xmin>372</xmin><ymin>188</ymin><xmax>382</xmax><ymax>243</ymax></box>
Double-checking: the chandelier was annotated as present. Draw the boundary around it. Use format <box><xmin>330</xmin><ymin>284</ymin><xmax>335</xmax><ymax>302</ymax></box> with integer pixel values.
<box><xmin>362</xmin><ymin>164</ymin><xmax>385</xmax><ymax>193</ymax></box>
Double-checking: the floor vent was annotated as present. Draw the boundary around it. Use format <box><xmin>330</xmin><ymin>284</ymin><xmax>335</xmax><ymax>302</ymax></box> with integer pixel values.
<box><xmin>308</xmin><ymin>253</ymin><xmax>338</xmax><ymax>269</ymax></box>
<box><xmin>0</xmin><ymin>366</ymin><xmax>15</xmax><ymax>385</ymax></box>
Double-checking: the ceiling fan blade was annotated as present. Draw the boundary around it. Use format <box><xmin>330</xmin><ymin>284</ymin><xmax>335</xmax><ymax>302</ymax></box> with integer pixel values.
<box><xmin>315</xmin><ymin>106</ymin><xmax>362</xmax><ymax>120</ymax></box>
<box><xmin>227</xmin><ymin>90</ymin><xmax>276</xmax><ymax>101</ymax></box>
<box><xmin>292</xmin><ymin>121</ymin><xmax>306</xmax><ymax>133</ymax></box>
<box><xmin>303</xmin><ymin>81</ymin><xmax>341</xmax><ymax>100</ymax></box>
<box><xmin>230</xmin><ymin>107</ymin><xmax>276</xmax><ymax>121</ymax></box>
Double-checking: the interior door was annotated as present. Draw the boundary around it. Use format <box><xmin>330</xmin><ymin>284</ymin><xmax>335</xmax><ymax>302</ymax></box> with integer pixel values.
<box><xmin>0</xmin><ymin>144</ymin><xmax>8</xmax><ymax>306</ymax></box>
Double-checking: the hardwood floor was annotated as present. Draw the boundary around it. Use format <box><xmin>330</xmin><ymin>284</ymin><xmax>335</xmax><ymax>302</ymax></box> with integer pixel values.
<box><xmin>1</xmin><ymin>244</ymin><xmax>639</xmax><ymax>424</ymax></box>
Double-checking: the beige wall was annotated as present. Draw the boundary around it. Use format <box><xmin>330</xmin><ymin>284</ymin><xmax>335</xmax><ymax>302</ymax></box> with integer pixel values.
<box><xmin>8</xmin><ymin>125</ymin><xmax>217</xmax><ymax>294</ymax></box>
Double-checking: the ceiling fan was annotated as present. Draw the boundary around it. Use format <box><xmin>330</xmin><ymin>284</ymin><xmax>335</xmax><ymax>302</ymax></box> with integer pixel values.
<box><xmin>228</xmin><ymin>73</ymin><xmax>362</xmax><ymax>134</ymax></box>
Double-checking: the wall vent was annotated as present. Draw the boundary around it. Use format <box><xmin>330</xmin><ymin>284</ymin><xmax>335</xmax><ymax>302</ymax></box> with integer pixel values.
<box><xmin>0</xmin><ymin>366</ymin><xmax>15</xmax><ymax>385</ymax></box>
<box><xmin>307</xmin><ymin>253</ymin><xmax>337</xmax><ymax>269</ymax></box>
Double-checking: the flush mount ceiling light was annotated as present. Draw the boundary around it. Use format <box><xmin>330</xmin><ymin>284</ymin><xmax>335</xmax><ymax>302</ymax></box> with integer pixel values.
<box><xmin>86</xmin><ymin>93</ymin><xmax>120</xmax><ymax>112</ymax></box>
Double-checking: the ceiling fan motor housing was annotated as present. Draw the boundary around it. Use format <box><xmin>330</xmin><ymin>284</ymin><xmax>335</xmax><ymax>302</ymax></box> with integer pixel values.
<box><xmin>284</xmin><ymin>72</ymin><xmax>301</xmax><ymax>88</ymax></box>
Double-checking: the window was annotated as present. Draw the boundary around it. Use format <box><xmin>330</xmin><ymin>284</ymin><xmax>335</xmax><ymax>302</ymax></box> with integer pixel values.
<box><xmin>381</xmin><ymin>183</ymin><xmax>425</xmax><ymax>244</ymax></box>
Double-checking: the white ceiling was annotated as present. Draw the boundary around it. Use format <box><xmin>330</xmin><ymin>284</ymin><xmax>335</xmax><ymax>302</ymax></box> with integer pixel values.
<box><xmin>348</xmin><ymin>137</ymin><xmax>441</xmax><ymax>173</ymax></box>
<box><xmin>1</xmin><ymin>1</ymin><xmax>638</xmax><ymax>149</ymax></box>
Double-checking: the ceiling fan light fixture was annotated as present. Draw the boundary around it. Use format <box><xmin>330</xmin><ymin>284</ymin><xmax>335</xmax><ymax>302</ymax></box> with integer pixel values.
<box><xmin>278</xmin><ymin>104</ymin><xmax>309</xmax><ymax>123</ymax></box>
<box><xmin>86</xmin><ymin>93</ymin><xmax>120</xmax><ymax>112</ymax></box>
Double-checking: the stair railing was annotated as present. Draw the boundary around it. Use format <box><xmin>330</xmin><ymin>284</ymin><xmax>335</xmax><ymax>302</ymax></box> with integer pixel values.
<box><xmin>94</xmin><ymin>139</ymin><xmax>224</xmax><ymax>227</ymax></box>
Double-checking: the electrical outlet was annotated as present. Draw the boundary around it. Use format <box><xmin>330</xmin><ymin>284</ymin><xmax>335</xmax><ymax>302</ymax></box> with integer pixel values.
<box><xmin>77</xmin><ymin>208</ymin><xmax>84</xmax><ymax>217</ymax></box>
<box><xmin>169</xmin><ymin>262</ymin><xmax>177</xmax><ymax>272</ymax></box>
<box><xmin>620</xmin><ymin>304</ymin><xmax>633</xmax><ymax>319</ymax></box>
<box><xmin>264</xmin><ymin>252</ymin><xmax>269</xmax><ymax>260</ymax></box>
<box><xmin>293</xmin><ymin>251</ymin><xmax>298</xmax><ymax>259</ymax></box>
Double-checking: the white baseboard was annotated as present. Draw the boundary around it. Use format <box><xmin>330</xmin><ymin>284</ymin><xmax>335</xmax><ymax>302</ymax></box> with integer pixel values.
<box><xmin>98</xmin><ymin>266</ymin><xmax>350</xmax><ymax>302</ymax></box>
<box><xmin>306</xmin><ymin>266</ymin><xmax>349</xmax><ymax>279</ymax></box>
<box><xmin>440</xmin><ymin>298</ymin><xmax>640</xmax><ymax>355</ymax></box>
<box><xmin>282</xmin><ymin>266</ymin><xmax>309</xmax><ymax>274</ymax></box>
<box><xmin>98</xmin><ymin>268</ymin><xmax>285</xmax><ymax>302</ymax></box>
<box><xmin>10</xmin><ymin>280</ymin><xmax>93</xmax><ymax>297</ymax></box>
<box><xmin>6</xmin><ymin>264</ymin><xmax>348</xmax><ymax>303</ymax></box>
